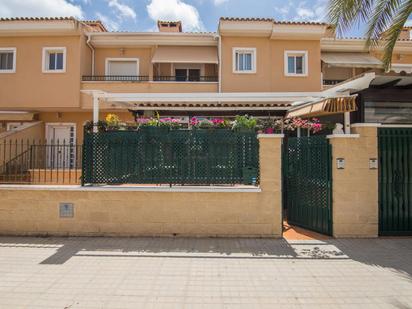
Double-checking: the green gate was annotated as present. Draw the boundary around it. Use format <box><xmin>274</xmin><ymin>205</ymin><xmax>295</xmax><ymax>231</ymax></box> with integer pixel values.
<box><xmin>283</xmin><ymin>136</ymin><xmax>332</xmax><ymax>235</ymax></box>
<box><xmin>378</xmin><ymin>128</ymin><xmax>412</xmax><ymax>236</ymax></box>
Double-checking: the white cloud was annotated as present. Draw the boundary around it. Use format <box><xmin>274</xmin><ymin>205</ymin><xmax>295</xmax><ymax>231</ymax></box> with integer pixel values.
<box><xmin>96</xmin><ymin>12</ymin><xmax>119</xmax><ymax>31</ymax></box>
<box><xmin>292</xmin><ymin>0</ymin><xmax>327</xmax><ymax>22</ymax></box>
<box><xmin>297</xmin><ymin>7</ymin><xmax>315</xmax><ymax>19</ymax></box>
<box><xmin>274</xmin><ymin>4</ymin><xmax>291</xmax><ymax>19</ymax></box>
<box><xmin>146</xmin><ymin>0</ymin><xmax>204</xmax><ymax>32</ymax></box>
<box><xmin>107</xmin><ymin>0</ymin><xmax>136</xmax><ymax>20</ymax></box>
<box><xmin>213</xmin><ymin>0</ymin><xmax>228</xmax><ymax>5</ymax></box>
<box><xmin>0</xmin><ymin>0</ymin><xmax>83</xmax><ymax>19</ymax></box>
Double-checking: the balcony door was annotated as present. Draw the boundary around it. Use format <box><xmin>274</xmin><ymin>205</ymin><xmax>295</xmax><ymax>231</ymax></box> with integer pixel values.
<box><xmin>175</xmin><ymin>68</ymin><xmax>200</xmax><ymax>81</ymax></box>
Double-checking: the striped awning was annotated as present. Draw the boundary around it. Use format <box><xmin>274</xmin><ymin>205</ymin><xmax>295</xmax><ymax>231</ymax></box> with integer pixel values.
<box><xmin>321</xmin><ymin>53</ymin><xmax>382</xmax><ymax>68</ymax></box>
<box><xmin>286</xmin><ymin>96</ymin><xmax>357</xmax><ymax>118</ymax></box>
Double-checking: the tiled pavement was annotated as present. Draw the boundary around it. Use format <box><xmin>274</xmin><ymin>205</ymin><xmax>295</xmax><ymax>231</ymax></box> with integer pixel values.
<box><xmin>0</xmin><ymin>236</ymin><xmax>411</xmax><ymax>308</ymax></box>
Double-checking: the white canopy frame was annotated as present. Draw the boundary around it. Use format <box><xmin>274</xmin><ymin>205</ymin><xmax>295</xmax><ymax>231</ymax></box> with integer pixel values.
<box><xmin>83</xmin><ymin>72</ymin><xmax>376</xmax><ymax>133</ymax></box>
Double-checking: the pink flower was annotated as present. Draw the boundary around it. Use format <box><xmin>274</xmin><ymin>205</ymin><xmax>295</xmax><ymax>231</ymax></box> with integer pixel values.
<box><xmin>137</xmin><ymin>118</ymin><xmax>149</xmax><ymax>124</ymax></box>
<box><xmin>190</xmin><ymin>117</ymin><xmax>199</xmax><ymax>126</ymax></box>
<box><xmin>212</xmin><ymin>118</ymin><xmax>224</xmax><ymax>124</ymax></box>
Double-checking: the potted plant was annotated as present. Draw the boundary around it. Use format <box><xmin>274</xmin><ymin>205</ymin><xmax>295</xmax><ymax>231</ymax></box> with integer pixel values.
<box><xmin>138</xmin><ymin>117</ymin><xmax>170</xmax><ymax>134</ymax></box>
<box><xmin>105</xmin><ymin>114</ymin><xmax>120</xmax><ymax>131</ymax></box>
<box><xmin>125</xmin><ymin>122</ymin><xmax>138</xmax><ymax>131</ymax></box>
<box><xmin>159</xmin><ymin>117</ymin><xmax>182</xmax><ymax>130</ymax></box>
<box><xmin>257</xmin><ymin>118</ymin><xmax>283</xmax><ymax>134</ymax></box>
<box><xmin>84</xmin><ymin>120</ymin><xmax>107</xmax><ymax>133</ymax></box>
<box><xmin>211</xmin><ymin>118</ymin><xmax>231</xmax><ymax>130</ymax></box>
<box><xmin>232</xmin><ymin>115</ymin><xmax>257</xmax><ymax>132</ymax></box>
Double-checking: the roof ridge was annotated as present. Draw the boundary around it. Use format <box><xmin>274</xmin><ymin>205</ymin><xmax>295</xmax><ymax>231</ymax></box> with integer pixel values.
<box><xmin>220</xmin><ymin>17</ymin><xmax>327</xmax><ymax>26</ymax></box>
<box><xmin>0</xmin><ymin>16</ymin><xmax>76</xmax><ymax>21</ymax></box>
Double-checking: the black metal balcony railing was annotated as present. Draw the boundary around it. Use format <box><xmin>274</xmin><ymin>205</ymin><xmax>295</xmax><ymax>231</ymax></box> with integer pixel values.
<box><xmin>153</xmin><ymin>76</ymin><xmax>218</xmax><ymax>82</ymax></box>
<box><xmin>82</xmin><ymin>75</ymin><xmax>150</xmax><ymax>82</ymax></box>
<box><xmin>82</xmin><ymin>75</ymin><xmax>218</xmax><ymax>82</ymax></box>
<box><xmin>323</xmin><ymin>79</ymin><xmax>345</xmax><ymax>86</ymax></box>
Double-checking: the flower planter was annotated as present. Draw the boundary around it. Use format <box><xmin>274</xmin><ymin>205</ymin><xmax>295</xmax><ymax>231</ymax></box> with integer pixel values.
<box><xmin>234</xmin><ymin>128</ymin><xmax>255</xmax><ymax>133</ymax></box>
<box><xmin>139</xmin><ymin>126</ymin><xmax>170</xmax><ymax>136</ymax></box>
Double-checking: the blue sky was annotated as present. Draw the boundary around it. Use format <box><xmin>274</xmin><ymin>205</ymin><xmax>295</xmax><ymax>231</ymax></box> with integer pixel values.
<box><xmin>0</xmin><ymin>0</ymin><xmax>368</xmax><ymax>36</ymax></box>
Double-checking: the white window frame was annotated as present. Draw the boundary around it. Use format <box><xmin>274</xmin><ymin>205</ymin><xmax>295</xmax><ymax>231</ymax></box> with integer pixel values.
<box><xmin>0</xmin><ymin>47</ymin><xmax>16</xmax><ymax>73</ymax></box>
<box><xmin>42</xmin><ymin>47</ymin><xmax>66</xmax><ymax>73</ymax></box>
<box><xmin>105</xmin><ymin>58</ymin><xmax>140</xmax><ymax>76</ymax></box>
<box><xmin>284</xmin><ymin>50</ymin><xmax>308</xmax><ymax>77</ymax></box>
<box><xmin>232</xmin><ymin>47</ymin><xmax>256</xmax><ymax>74</ymax></box>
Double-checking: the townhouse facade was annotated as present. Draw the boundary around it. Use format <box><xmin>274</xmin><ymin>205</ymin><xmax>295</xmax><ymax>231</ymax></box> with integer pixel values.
<box><xmin>1</xmin><ymin>16</ymin><xmax>412</xmax><ymax>142</ymax></box>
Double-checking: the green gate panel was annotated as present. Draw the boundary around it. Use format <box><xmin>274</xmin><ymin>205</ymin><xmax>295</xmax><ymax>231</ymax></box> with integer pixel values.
<box><xmin>283</xmin><ymin>136</ymin><xmax>332</xmax><ymax>236</ymax></box>
<box><xmin>82</xmin><ymin>129</ymin><xmax>259</xmax><ymax>185</ymax></box>
<box><xmin>378</xmin><ymin>128</ymin><xmax>412</xmax><ymax>236</ymax></box>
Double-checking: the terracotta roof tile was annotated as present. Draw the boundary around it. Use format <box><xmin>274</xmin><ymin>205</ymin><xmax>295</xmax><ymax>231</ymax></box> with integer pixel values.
<box><xmin>107</xmin><ymin>31</ymin><xmax>216</xmax><ymax>35</ymax></box>
<box><xmin>274</xmin><ymin>20</ymin><xmax>327</xmax><ymax>26</ymax></box>
<box><xmin>0</xmin><ymin>16</ymin><xmax>76</xmax><ymax>21</ymax></box>
<box><xmin>220</xmin><ymin>17</ymin><xmax>274</xmax><ymax>22</ymax></box>
<box><xmin>220</xmin><ymin>17</ymin><xmax>327</xmax><ymax>26</ymax></box>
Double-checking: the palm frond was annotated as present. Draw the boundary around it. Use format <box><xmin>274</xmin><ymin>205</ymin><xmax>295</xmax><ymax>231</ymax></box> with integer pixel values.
<box><xmin>365</xmin><ymin>0</ymin><xmax>402</xmax><ymax>47</ymax></box>
<box><xmin>380</xmin><ymin>0</ymin><xmax>412</xmax><ymax>70</ymax></box>
<box><xmin>328</xmin><ymin>0</ymin><xmax>374</xmax><ymax>36</ymax></box>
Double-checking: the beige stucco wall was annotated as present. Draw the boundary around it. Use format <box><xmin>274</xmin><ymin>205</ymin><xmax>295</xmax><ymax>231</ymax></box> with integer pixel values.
<box><xmin>329</xmin><ymin>126</ymin><xmax>379</xmax><ymax>238</ymax></box>
<box><xmin>81</xmin><ymin>81</ymin><xmax>218</xmax><ymax>93</ymax></box>
<box><xmin>94</xmin><ymin>47</ymin><xmax>152</xmax><ymax>76</ymax></box>
<box><xmin>38</xmin><ymin>111</ymin><xmax>134</xmax><ymax>142</ymax></box>
<box><xmin>80</xmin><ymin>81</ymin><xmax>218</xmax><ymax>108</ymax></box>
<box><xmin>80</xmin><ymin>35</ymin><xmax>92</xmax><ymax>77</ymax></box>
<box><xmin>221</xmin><ymin>37</ymin><xmax>322</xmax><ymax>92</ymax></box>
<box><xmin>0</xmin><ymin>135</ymin><xmax>283</xmax><ymax>237</ymax></box>
<box><xmin>0</xmin><ymin>35</ymin><xmax>83</xmax><ymax>110</ymax></box>
<box><xmin>0</xmin><ymin>122</ymin><xmax>44</xmax><ymax>168</ymax></box>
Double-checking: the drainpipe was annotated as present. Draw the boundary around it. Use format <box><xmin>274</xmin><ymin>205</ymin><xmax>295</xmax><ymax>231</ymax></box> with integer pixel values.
<box><xmin>86</xmin><ymin>34</ymin><xmax>95</xmax><ymax>76</ymax></box>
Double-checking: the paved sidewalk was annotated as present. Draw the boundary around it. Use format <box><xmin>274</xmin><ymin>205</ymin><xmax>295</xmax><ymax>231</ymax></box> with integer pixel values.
<box><xmin>0</xmin><ymin>237</ymin><xmax>411</xmax><ymax>308</ymax></box>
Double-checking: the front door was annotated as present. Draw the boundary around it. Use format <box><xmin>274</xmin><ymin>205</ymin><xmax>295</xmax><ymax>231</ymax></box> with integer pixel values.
<box><xmin>46</xmin><ymin>124</ymin><xmax>76</xmax><ymax>169</ymax></box>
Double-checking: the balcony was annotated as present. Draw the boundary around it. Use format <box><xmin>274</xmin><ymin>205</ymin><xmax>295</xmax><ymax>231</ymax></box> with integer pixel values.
<box><xmin>82</xmin><ymin>75</ymin><xmax>218</xmax><ymax>83</ymax></box>
<box><xmin>153</xmin><ymin>76</ymin><xmax>218</xmax><ymax>82</ymax></box>
<box><xmin>81</xmin><ymin>76</ymin><xmax>219</xmax><ymax>107</ymax></box>
<box><xmin>82</xmin><ymin>76</ymin><xmax>150</xmax><ymax>82</ymax></box>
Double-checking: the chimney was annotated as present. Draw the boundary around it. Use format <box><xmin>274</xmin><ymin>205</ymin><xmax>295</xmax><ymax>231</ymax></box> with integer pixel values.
<box><xmin>157</xmin><ymin>21</ymin><xmax>182</xmax><ymax>32</ymax></box>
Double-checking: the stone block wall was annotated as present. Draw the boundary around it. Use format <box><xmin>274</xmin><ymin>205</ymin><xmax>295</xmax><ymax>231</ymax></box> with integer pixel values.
<box><xmin>328</xmin><ymin>126</ymin><xmax>379</xmax><ymax>237</ymax></box>
<box><xmin>0</xmin><ymin>135</ymin><xmax>283</xmax><ymax>238</ymax></box>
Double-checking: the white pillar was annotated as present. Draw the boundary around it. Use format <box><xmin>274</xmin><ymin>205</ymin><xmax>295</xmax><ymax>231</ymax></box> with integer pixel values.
<box><xmin>344</xmin><ymin>112</ymin><xmax>351</xmax><ymax>134</ymax></box>
<box><xmin>93</xmin><ymin>94</ymin><xmax>99</xmax><ymax>133</ymax></box>
<box><xmin>297</xmin><ymin>127</ymin><xmax>301</xmax><ymax>137</ymax></box>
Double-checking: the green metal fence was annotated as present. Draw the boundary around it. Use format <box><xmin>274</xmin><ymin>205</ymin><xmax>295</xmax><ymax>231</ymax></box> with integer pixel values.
<box><xmin>82</xmin><ymin>128</ymin><xmax>259</xmax><ymax>186</ymax></box>
<box><xmin>283</xmin><ymin>136</ymin><xmax>333</xmax><ymax>235</ymax></box>
<box><xmin>378</xmin><ymin>128</ymin><xmax>412</xmax><ymax>236</ymax></box>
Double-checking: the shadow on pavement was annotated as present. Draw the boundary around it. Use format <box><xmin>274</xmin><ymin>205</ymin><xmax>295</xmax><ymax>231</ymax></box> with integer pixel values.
<box><xmin>0</xmin><ymin>236</ymin><xmax>411</xmax><ymax>279</ymax></box>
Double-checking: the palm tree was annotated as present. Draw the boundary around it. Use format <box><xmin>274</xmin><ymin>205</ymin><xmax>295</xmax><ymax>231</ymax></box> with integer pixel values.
<box><xmin>328</xmin><ymin>0</ymin><xmax>412</xmax><ymax>70</ymax></box>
